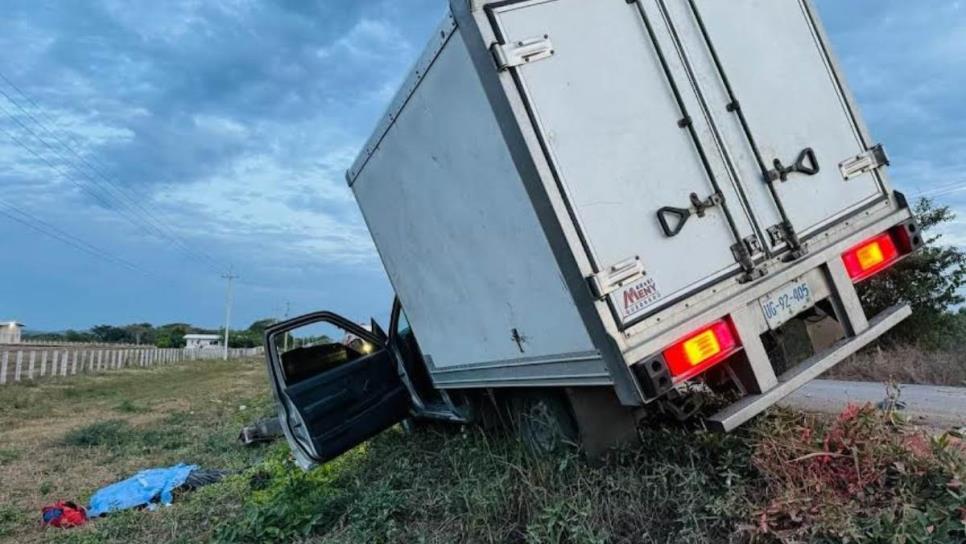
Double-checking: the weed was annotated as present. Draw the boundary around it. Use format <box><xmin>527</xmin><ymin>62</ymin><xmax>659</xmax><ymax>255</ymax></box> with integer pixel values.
<box><xmin>748</xmin><ymin>405</ymin><xmax>966</xmax><ymax>542</ymax></box>
<box><xmin>0</xmin><ymin>448</ymin><xmax>19</xmax><ymax>465</ymax></box>
<box><xmin>114</xmin><ymin>399</ymin><xmax>148</xmax><ymax>414</ymax></box>
<box><xmin>0</xmin><ymin>505</ymin><xmax>26</xmax><ymax>538</ymax></box>
<box><xmin>213</xmin><ymin>424</ymin><xmax>755</xmax><ymax>543</ymax></box>
<box><xmin>63</xmin><ymin>420</ymin><xmax>131</xmax><ymax>448</ymax></box>
<box><xmin>39</xmin><ymin>480</ymin><xmax>53</xmax><ymax>496</ymax></box>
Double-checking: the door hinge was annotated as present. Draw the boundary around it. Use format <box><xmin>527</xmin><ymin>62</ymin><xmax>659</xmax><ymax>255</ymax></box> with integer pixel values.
<box><xmin>491</xmin><ymin>35</ymin><xmax>554</xmax><ymax>71</ymax></box>
<box><xmin>767</xmin><ymin>222</ymin><xmax>808</xmax><ymax>260</ymax></box>
<box><xmin>731</xmin><ymin>236</ymin><xmax>768</xmax><ymax>282</ymax></box>
<box><xmin>731</xmin><ymin>235</ymin><xmax>763</xmax><ymax>261</ymax></box>
<box><xmin>766</xmin><ymin>224</ymin><xmax>786</xmax><ymax>246</ymax></box>
<box><xmin>588</xmin><ymin>256</ymin><xmax>645</xmax><ymax>299</ymax></box>
<box><xmin>839</xmin><ymin>144</ymin><xmax>890</xmax><ymax>180</ymax></box>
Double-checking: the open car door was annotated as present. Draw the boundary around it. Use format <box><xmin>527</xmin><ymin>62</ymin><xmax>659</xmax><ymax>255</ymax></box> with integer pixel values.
<box><xmin>264</xmin><ymin>311</ymin><xmax>412</xmax><ymax>470</ymax></box>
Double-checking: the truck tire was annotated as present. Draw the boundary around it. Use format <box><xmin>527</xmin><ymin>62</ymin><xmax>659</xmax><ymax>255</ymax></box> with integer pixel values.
<box><xmin>511</xmin><ymin>391</ymin><xmax>578</xmax><ymax>455</ymax></box>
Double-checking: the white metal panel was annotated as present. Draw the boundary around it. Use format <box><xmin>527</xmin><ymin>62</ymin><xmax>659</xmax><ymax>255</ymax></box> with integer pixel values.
<box><xmin>491</xmin><ymin>0</ymin><xmax>752</xmax><ymax>327</ymax></box>
<box><xmin>351</xmin><ymin>31</ymin><xmax>600</xmax><ymax>374</ymax></box>
<box><xmin>680</xmin><ymin>0</ymin><xmax>885</xmax><ymax>242</ymax></box>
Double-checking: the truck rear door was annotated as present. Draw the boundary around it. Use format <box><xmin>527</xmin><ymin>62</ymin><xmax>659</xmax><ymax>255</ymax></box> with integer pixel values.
<box><xmin>264</xmin><ymin>313</ymin><xmax>412</xmax><ymax>470</ymax></box>
<box><xmin>659</xmin><ymin>0</ymin><xmax>888</xmax><ymax>251</ymax></box>
<box><xmin>487</xmin><ymin>0</ymin><xmax>767</xmax><ymax>328</ymax></box>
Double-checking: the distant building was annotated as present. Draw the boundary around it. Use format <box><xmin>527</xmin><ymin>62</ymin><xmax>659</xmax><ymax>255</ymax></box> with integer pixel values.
<box><xmin>184</xmin><ymin>334</ymin><xmax>221</xmax><ymax>350</ymax></box>
<box><xmin>0</xmin><ymin>322</ymin><xmax>23</xmax><ymax>344</ymax></box>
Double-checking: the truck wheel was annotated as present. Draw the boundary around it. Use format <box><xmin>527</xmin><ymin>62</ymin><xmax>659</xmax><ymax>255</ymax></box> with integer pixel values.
<box><xmin>512</xmin><ymin>391</ymin><xmax>578</xmax><ymax>455</ymax></box>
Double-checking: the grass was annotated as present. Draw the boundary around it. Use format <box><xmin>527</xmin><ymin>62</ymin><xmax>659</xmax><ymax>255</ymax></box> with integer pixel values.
<box><xmin>0</xmin><ymin>356</ymin><xmax>962</xmax><ymax>543</ymax></box>
<box><xmin>0</xmin><ymin>358</ymin><xmax>274</xmax><ymax>544</ymax></box>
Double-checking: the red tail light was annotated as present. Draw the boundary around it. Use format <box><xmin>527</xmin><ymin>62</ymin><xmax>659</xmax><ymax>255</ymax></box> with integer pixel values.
<box><xmin>842</xmin><ymin>232</ymin><xmax>900</xmax><ymax>282</ymax></box>
<box><xmin>663</xmin><ymin>319</ymin><xmax>741</xmax><ymax>382</ymax></box>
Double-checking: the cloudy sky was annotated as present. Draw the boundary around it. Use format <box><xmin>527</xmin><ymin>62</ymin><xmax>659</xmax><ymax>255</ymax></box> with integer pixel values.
<box><xmin>0</xmin><ymin>0</ymin><xmax>964</xmax><ymax>331</ymax></box>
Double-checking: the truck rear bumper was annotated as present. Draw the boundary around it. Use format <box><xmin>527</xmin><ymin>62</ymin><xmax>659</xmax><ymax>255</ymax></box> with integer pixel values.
<box><xmin>706</xmin><ymin>303</ymin><xmax>911</xmax><ymax>432</ymax></box>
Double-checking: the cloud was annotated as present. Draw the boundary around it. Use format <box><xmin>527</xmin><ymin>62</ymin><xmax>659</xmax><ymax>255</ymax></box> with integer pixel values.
<box><xmin>0</xmin><ymin>0</ymin><xmax>445</xmax><ymax>328</ymax></box>
<box><xmin>4</xmin><ymin>0</ymin><xmax>960</xmax><ymax>329</ymax></box>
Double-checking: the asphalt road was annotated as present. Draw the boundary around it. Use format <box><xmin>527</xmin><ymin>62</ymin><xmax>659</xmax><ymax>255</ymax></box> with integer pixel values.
<box><xmin>781</xmin><ymin>380</ymin><xmax>966</xmax><ymax>429</ymax></box>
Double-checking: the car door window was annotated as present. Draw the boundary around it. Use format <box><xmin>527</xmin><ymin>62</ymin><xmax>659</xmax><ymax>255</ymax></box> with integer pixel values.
<box><xmin>273</xmin><ymin>321</ymin><xmax>376</xmax><ymax>385</ymax></box>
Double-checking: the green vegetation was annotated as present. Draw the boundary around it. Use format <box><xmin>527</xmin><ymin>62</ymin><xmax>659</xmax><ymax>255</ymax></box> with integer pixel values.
<box><xmin>113</xmin><ymin>399</ymin><xmax>148</xmax><ymax>414</ymax></box>
<box><xmin>0</xmin><ymin>358</ymin><xmax>272</xmax><ymax>544</ymax></box>
<box><xmin>862</xmin><ymin>198</ymin><xmax>966</xmax><ymax>349</ymax></box>
<box><xmin>0</xmin><ymin>506</ymin><xmax>27</xmax><ymax>539</ymax></box>
<box><xmin>25</xmin><ymin>319</ymin><xmax>279</xmax><ymax>349</ymax></box>
<box><xmin>0</xmin><ymin>358</ymin><xmax>960</xmax><ymax>543</ymax></box>
<box><xmin>0</xmin><ymin>448</ymin><xmax>19</xmax><ymax>465</ymax></box>
<box><xmin>211</xmin><ymin>411</ymin><xmax>963</xmax><ymax>544</ymax></box>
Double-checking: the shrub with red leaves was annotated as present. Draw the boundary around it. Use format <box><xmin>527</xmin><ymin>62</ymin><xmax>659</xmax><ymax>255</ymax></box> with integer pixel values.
<box><xmin>747</xmin><ymin>405</ymin><xmax>965</xmax><ymax>541</ymax></box>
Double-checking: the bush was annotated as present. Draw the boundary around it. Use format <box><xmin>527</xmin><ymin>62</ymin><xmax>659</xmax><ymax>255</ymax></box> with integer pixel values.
<box><xmin>63</xmin><ymin>420</ymin><xmax>131</xmax><ymax>448</ymax></box>
<box><xmin>749</xmin><ymin>406</ymin><xmax>965</xmax><ymax>542</ymax></box>
<box><xmin>860</xmin><ymin>198</ymin><xmax>966</xmax><ymax>349</ymax></box>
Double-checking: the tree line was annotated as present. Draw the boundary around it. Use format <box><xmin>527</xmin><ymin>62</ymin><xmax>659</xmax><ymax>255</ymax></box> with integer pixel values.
<box><xmin>25</xmin><ymin>318</ymin><xmax>279</xmax><ymax>349</ymax></box>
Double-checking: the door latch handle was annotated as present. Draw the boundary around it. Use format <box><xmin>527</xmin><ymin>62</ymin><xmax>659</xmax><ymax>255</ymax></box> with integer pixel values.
<box><xmin>766</xmin><ymin>147</ymin><xmax>820</xmax><ymax>182</ymax></box>
<box><xmin>657</xmin><ymin>192</ymin><xmax>722</xmax><ymax>238</ymax></box>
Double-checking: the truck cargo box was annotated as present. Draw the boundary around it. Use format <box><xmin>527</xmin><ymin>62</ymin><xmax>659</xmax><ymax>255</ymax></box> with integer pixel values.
<box><xmin>346</xmin><ymin>0</ymin><xmax>914</xmax><ymax>407</ymax></box>
<box><xmin>265</xmin><ymin>0</ymin><xmax>924</xmax><ymax>468</ymax></box>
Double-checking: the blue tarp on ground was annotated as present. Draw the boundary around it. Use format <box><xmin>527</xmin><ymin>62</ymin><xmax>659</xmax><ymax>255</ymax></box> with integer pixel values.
<box><xmin>87</xmin><ymin>463</ymin><xmax>197</xmax><ymax>517</ymax></box>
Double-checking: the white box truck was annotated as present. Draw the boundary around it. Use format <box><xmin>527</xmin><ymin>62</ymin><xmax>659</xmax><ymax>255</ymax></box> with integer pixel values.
<box><xmin>265</xmin><ymin>0</ymin><xmax>923</xmax><ymax>469</ymax></box>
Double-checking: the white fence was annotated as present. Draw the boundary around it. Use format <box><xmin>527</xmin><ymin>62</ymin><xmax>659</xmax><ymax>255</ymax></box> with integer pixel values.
<box><xmin>0</xmin><ymin>346</ymin><xmax>261</xmax><ymax>386</ymax></box>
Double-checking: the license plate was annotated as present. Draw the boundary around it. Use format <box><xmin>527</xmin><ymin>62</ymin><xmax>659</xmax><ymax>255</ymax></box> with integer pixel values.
<box><xmin>759</xmin><ymin>279</ymin><xmax>813</xmax><ymax>330</ymax></box>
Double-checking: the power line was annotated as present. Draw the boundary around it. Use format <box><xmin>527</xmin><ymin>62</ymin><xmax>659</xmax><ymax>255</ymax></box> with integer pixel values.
<box><xmin>0</xmin><ymin>71</ymin><xmax>226</xmax><ymax>273</ymax></box>
<box><xmin>0</xmin><ymin>72</ymin><xmax>173</xmax><ymax>224</ymax></box>
<box><xmin>0</xmin><ymin>108</ymin><xmax>223</xmax><ymax>275</ymax></box>
<box><xmin>919</xmin><ymin>180</ymin><xmax>966</xmax><ymax>199</ymax></box>
<box><xmin>0</xmin><ymin>102</ymin><xmax>223</xmax><ymax>274</ymax></box>
<box><xmin>0</xmin><ymin>198</ymin><xmax>157</xmax><ymax>278</ymax></box>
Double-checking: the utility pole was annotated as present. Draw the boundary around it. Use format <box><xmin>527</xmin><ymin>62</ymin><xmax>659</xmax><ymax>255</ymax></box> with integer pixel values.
<box><xmin>222</xmin><ymin>268</ymin><xmax>238</xmax><ymax>361</ymax></box>
<box><xmin>282</xmin><ymin>301</ymin><xmax>291</xmax><ymax>351</ymax></box>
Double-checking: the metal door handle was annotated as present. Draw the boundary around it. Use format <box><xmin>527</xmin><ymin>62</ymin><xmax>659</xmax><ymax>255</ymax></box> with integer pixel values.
<box><xmin>767</xmin><ymin>147</ymin><xmax>820</xmax><ymax>182</ymax></box>
<box><xmin>657</xmin><ymin>192</ymin><xmax>722</xmax><ymax>238</ymax></box>
<box><xmin>657</xmin><ymin>206</ymin><xmax>691</xmax><ymax>238</ymax></box>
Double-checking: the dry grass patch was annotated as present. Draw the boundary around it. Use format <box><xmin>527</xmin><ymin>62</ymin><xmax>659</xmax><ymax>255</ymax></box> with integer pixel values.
<box><xmin>830</xmin><ymin>345</ymin><xmax>966</xmax><ymax>386</ymax></box>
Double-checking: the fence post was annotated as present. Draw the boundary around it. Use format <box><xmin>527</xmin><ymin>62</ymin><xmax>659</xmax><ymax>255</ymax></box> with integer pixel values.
<box><xmin>72</xmin><ymin>351</ymin><xmax>79</xmax><ymax>375</ymax></box>
<box><xmin>28</xmin><ymin>351</ymin><xmax>36</xmax><ymax>380</ymax></box>
<box><xmin>1</xmin><ymin>351</ymin><xmax>8</xmax><ymax>385</ymax></box>
<box><xmin>14</xmin><ymin>351</ymin><xmax>23</xmax><ymax>382</ymax></box>
<box><xmin>62</xmin><ymin>351</ymin><xmax>69</xmax><ymax>376</ymax></box>
<box><xmin>40</xmin><ymin>351</ymin><xmax>48</xmax><ymax>376</ymax></box>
